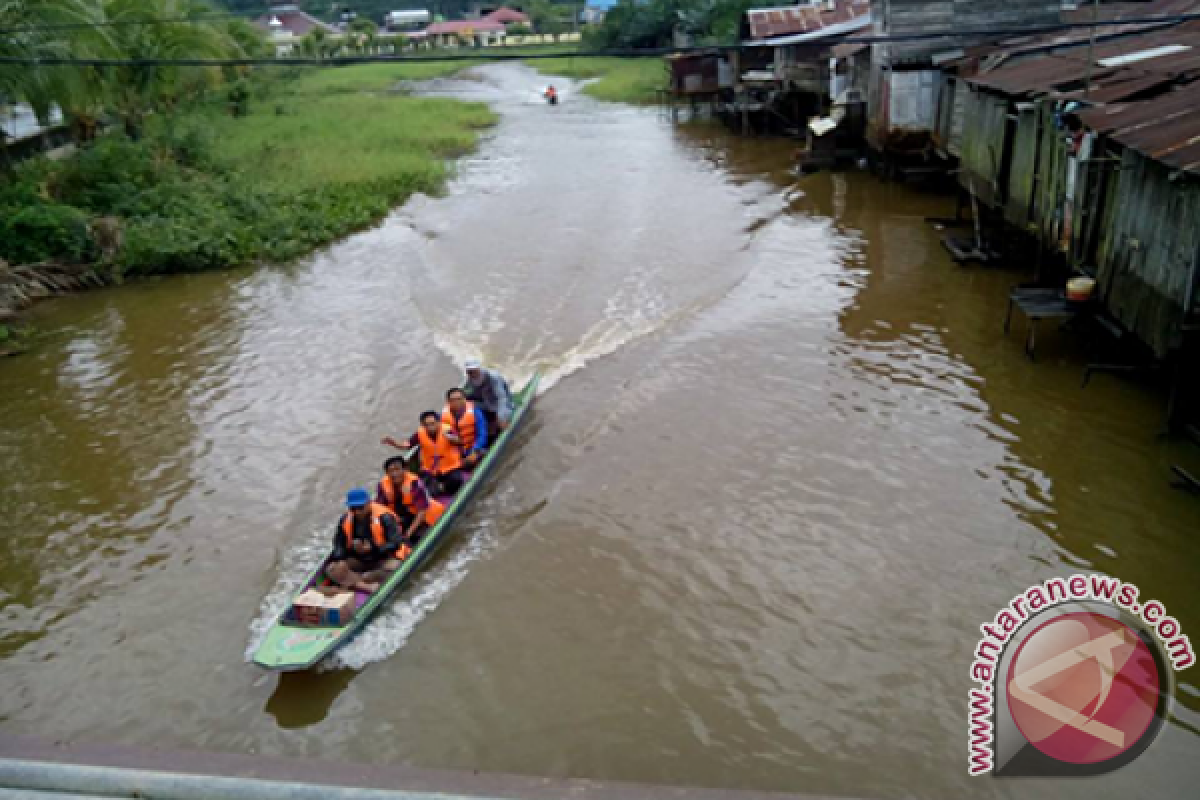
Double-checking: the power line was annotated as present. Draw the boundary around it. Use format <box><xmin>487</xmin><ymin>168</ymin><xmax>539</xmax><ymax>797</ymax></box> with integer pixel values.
<box><xmin>2</xmin><ymin>12</ymin><xmax>1198</xmax><ymax>66</ymax></box>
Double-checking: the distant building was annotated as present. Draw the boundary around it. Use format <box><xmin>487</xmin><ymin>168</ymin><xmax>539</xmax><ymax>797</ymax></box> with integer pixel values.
<box><xmin>385</xmin><ymin>9</ymin><xmax>431</xmax><ymax>31</ymax></box>
<box><xmin>426</xmin><ymin>19</ymin><xmax>508</xmax><ymax>47</ymax></box>
<box><xmin>254</xmin><ymin>2</ymin><xmax>337</xmax><ymax>54</ymax></box>
<box><xmin>732</xmin><ymin>0</ymin><xmax>872</xmax><ymax>135</ymax></box>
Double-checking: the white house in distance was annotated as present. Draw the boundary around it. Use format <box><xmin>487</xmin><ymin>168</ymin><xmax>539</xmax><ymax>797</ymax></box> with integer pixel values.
<box><xmin>424</xmin><ymin>19</ymin><xmax>508</xmax><ymax>48</ymax></box>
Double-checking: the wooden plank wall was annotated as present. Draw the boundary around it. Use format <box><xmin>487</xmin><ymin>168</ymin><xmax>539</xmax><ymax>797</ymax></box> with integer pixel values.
<box><xmin>1006</xmin><ymin>107</ymin><xmax>1040</xmax><ymax>228</ymax></box>
<box><xmin>874</xmin><ymin>0</ymin><xmax>1062</xmax><ymax>59</ymax></box>
<box><xmin>1096</xmin><ymin>152</ymin><xmax>1200</xmax><ymax>357</ymax></box>
<box><xmin>879</xmin><ymin>0</ymin><xmax>1061</xmax><ymax>33</ymax></box>
<box><xmin>958</xmin><ymin>87</ymin><xmax>1009</xmax><ymax>207</ymax></box>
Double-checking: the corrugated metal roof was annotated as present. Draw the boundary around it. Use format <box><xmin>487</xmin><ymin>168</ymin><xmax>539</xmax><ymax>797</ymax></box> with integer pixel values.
<box><xmin>1097</xmin><ymin>43</ymin><xmax>1193</xmax><ymax>67</ymax></box>
<box><xmin>942</xmin><ymin>0</ymin><xmax>1200</xmax><ymax>76</ymax></box>
<box><xmin>742</xmin><ymin>0</ymin><xmax>870</xmax><ymax>42</ymax></box>
<box><xmin>1075</xmin><ymin>73</ymin><xmax>1177</xmax><ymax>103</ymax></box>
<box><xmin>1078</xmin><ymin>83</ymin><xmax>1200</xmax><ymax>173</ymax></box>
<box><xmin>970</xmin><ymin>55</ymin><xmax>1092</xmax><ymax>93</ymax></box>
<box><xmin>752</xmin><ymin>14</ymin><xmax>871</xmax><ymax>47</ymax></box>
<box><xmin>967</xmin><ymin>28</ymin><xmax>1200</xmax><ymax>95</ymax></box>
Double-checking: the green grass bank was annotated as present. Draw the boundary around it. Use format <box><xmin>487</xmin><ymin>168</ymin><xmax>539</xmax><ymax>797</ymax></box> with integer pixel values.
<box><xmin>526</xmin><ymin>56</ymin><xmax>667</xmax><ymax>103</ymax></box>
<box><xmin>0</xmin><ymin>62</ymin><xmax>494</xmax><ymax>299</ymax></box>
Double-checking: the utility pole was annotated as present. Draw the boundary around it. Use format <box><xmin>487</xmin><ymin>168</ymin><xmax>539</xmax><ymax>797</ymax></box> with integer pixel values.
<box><xmin>1083</xmin><ymin>0</ymin><xmax>1099</xmax><ymax>99</ymax></box>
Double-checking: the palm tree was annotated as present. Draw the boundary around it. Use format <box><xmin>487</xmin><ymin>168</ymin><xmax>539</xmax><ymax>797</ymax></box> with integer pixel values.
<box><xmin>0</xmin><ymin>0</ymin><xmax>110</xmax><ymax>127</ymax></box>
<box><xmin>101</xmin><ymin>0</ymin><xmax>243</xmax><ymax>138</ymax></box>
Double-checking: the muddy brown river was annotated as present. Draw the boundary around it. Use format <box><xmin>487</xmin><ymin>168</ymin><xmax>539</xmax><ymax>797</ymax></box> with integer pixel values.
<box><xmin>1</xmin><ymin>65</ymin><xmax>1199</xmax><ymax>798</ymax></box>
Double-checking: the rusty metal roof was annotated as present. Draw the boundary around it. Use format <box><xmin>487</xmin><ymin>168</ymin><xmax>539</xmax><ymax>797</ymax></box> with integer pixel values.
<box><xmin>960</xmin><ymin>8</ymin><xmax>1200</xmax><ymax>174</ymax></box>
<box><xmin>968</xmin><ymin>27</ymin><xmax>1200</xmax><ymax>95</ymax></box>
<box><xmin>742</xmin><ymin>0</ymin><xmax>870</xmax><ymax>42</ymax></box>
<box><xmin>1078</xmin><ymin>83</ymin><xmax>1200</xmax><ymax>173</ymax></box>
<box><xmin>943</xmin><ymin>0</ymin><xmax>1200</xmax><ymax>77</ymax></box>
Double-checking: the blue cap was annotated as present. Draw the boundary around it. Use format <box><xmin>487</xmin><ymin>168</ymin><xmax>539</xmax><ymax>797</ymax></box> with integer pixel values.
<box><xmin>346</xmin><ymin>488</ymin><xmax>370</xmax><ymax>508</ymax></box>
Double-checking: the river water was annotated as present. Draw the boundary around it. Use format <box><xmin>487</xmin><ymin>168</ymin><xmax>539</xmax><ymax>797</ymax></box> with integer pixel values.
<box><xmin>1</xmin><ymin>64</ymin><xmax>1198</xmax><ymax>798</ymax></box>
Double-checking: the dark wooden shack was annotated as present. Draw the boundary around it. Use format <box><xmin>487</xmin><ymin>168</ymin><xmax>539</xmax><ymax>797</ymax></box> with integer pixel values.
<box><xmin>1081</xmin><ymin>84</ymin><xmax>1200</xmax><ymax>358</ymax></box>
<box><xmin>666</xmin><ymin>50</ymin><xmax>732</xmax><ymax>97</ymax></box>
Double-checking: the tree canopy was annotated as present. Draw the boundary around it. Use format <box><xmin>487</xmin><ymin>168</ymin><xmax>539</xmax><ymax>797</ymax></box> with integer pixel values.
<box><xmin>1</xmin><ymin>0</ymin><xmax>266</xmax><ymax>140</ymax></box>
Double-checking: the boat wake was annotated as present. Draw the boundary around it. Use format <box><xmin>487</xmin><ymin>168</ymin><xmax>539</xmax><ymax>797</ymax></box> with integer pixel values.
<box><xmin>428</xmin><ymin>277</ymin><xmax>745</xmax><ymax>398</ymax></box>
<box><xmin>327</xmin><ymin>515</ymin><xmax>497</xmax><ymax>669</ymax></box>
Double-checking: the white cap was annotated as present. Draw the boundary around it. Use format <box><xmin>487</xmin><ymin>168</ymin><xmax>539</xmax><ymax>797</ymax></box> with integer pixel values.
<box><xmin>464</xmin><ymin>359</ymin><xmax>482</xmax><ymax>370</ymax></box>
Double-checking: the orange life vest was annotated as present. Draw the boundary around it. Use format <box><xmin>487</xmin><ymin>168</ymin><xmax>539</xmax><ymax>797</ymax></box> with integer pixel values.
<box><xmin>379</xmin><ymin>472</ymin><xmax>445</xmax><ymax>527</ymax></box>
<box><xmin>340</xmin><ymin>502</ymin><xmax>395</xmax><ymax>550</ymax></box>
<box><xmin>442</xmin><ymin>401</ymin><xmax>477</xmax><ymax>455</ymax></box>
<box><xmin>417</xmin><ymin>424</ymin><xmax>463</xmax><ymax>475</ymax></box>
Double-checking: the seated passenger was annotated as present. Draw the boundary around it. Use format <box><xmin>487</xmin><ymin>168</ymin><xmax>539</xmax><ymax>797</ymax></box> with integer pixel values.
<box><xmin>382</xmin><ymin>411</ymin><xmax>466</xmax><ymax>497</ymax></box>
<box><xmin>443</xmin><ymin>387</ymin><xmax>488</xmax><ymax>469</ymax></box>
<box><xmin>326</xmin><ymin>488</ymin><xmax>406</xmax><ymax>593</ymax></box>
<box><xmin>463</xmin><ymin>359</ymin><xmax>514</xmax><ymax>433</ymax></box>
<box><xmin>376</xmin><ymin>456</ymin><xmax>445</xmax><ymax>544</ymax></box>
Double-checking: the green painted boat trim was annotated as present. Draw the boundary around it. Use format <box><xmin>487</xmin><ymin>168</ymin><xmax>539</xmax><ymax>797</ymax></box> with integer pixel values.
<box><xmin>251</xmin><ymin>372</ymin><xmax>541</xmax><ymax>671</ymax></box>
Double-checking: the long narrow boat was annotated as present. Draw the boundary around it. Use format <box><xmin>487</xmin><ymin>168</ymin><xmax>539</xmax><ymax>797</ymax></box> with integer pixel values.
<box><xmin>252</xmin><ymin>372</ymin><xmax>540</xmax><ymax>671</ymax></box>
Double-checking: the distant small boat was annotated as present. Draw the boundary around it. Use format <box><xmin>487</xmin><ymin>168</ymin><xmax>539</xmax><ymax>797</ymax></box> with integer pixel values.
<box><xmin>252</xmin><ymin>372</ymin><xmax>541</xmax><ymax>671</ymax></box>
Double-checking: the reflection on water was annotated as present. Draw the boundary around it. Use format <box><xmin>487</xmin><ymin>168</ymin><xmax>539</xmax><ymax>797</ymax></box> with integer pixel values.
<box><xmin>1</xmin><ymin>63</ymin><xmax>1198</xmax><ymax>799</ymax></box>
<box><xmin>267</xmin><ymin>670</ymin><xmax>357</xmax><ymax>729</ymax></box>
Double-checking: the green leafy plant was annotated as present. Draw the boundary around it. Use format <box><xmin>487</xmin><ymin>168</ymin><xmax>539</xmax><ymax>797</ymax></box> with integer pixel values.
<box><xmin>0</xmin><ymin>203</ymin><xmax>94</xmax><ymax>264</ymax></box>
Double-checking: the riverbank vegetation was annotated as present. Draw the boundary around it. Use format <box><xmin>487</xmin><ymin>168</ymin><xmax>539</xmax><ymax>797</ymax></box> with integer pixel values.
<box><xmin>2</xmin><ymin>68</ymin><xmax>493</xmax><ymax>278</ymax></box>
<box><xmin>527</xmin><ymin>57</ymin><xmax>666</xmax><ymax>103</ymax></box>
<box><xmin>1</xmin><ymin>1</ymin><xmax>495</xmax><ymax>318</ymax></box>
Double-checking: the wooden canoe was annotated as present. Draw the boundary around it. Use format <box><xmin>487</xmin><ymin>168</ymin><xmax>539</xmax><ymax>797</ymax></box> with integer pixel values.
<box><xmin>252</xmin><ymin>372</ymin><xmax>540</xmax><ymax>671</ymax></box>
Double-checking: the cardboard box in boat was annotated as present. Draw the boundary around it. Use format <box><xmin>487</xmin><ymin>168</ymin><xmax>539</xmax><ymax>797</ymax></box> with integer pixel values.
<box><xmin>292</xmin><ymin>589</ymin><xmax>357</xmax><ymax>627</ymax></box>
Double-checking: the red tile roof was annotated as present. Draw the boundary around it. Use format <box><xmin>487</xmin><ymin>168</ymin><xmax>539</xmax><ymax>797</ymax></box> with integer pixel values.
<box><xmin>743</xmin><ymin>0</ymin><xmax>870</xmax><ymax>42</ymax></box>
<box><xmin>483</xmin><ymin>8</ymin><xmax>530</xmax><ymax>24</ymax></box>
<box><xmin>254</xmin><ymin>10</ymin><xmax>336</xmax><ymax>37</ymax></box>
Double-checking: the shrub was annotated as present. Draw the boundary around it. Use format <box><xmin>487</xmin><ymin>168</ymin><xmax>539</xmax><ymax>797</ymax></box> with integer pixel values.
<box><xmin>51</xmin><ymin>137</ymin><xmax>163</xmax><ymax>212</ymax></box>
<box><xmin>0</xmin><ymin>204</ymin><xmax>94</xmax><ymax>265</ymax></box>
<box><xmin>164</xmin><ymin>123</ymin><xmax>217</xmax><ymax>170</ymax></box>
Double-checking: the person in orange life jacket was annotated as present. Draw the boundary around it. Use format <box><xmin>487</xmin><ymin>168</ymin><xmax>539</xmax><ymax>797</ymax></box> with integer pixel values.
<box><xmin>326</xmin><ymin>488</ymin><xmax>405</xmax><ymax>593</ymax></box>
<box><xmin>376</xmin><ymin>456</ymin><xmax>445</xmax><ymax>544</ymax></box>
<box><xmin>443</xmin><ymin>387</ymin><xmax>488</xmax><ymax>469</ymax></box>
<box><xmin>381</xmin><ymin>411</ymin><xmax>466</xmax><ymax>497</ymax></box>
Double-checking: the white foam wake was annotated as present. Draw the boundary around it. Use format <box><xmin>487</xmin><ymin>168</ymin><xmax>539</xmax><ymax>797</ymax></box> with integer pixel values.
<box><xmin>326</xmin><ymin>515</ymin><xmax>498</xmax><ymax>669</ymax></box>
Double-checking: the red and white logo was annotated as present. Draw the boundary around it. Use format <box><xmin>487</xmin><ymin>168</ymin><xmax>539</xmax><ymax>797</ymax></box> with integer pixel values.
<box><xmin>1006</xmin><ymin>612</ymin><xmax>1161</xmax><ymax>766</ymax></box>
<box><xmin>967</xmin><ymin>575</ymin><xmax>1190</xmax><ymax>777</ymax></box>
